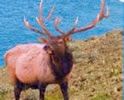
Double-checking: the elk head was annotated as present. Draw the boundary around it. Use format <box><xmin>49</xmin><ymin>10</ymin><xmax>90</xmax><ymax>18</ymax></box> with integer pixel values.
<box><xmin>24</xmin><ymin>0</ymin><xmax>109</xmax><ymax>57</ymax></box>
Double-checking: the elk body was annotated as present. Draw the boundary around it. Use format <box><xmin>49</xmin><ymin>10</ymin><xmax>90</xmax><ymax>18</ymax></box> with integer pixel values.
<box><xmin>4</xmin><ymin>0</ymin><xmax>109</xmax><ymax>100</ymax></box>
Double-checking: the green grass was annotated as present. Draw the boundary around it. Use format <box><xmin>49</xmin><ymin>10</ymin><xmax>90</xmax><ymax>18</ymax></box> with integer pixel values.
<box><xmin>91</xmin><ymin>93</ymin><xmax>112</xmax><ymax>100</ymax></box>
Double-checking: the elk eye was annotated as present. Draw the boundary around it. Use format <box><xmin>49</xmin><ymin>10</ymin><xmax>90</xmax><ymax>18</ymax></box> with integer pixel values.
<box><xmin>43</xmin><ymin>45</ymin><xmax>53</xmax><ymax>54</ymax></box>
<box><xmin>43</xmin><ymin>45</ymin><xmax>49</xmax><ymax>50</ymax></box>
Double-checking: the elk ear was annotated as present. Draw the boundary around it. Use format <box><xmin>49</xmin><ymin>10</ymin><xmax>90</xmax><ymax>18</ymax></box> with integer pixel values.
<box><xmin>63</xmin><ymin>36</ymin><xmax>72</xmax><ymax>42</ymax></box>
<box><xmin>38</xmin><ymin>38</ymin><xmax>48</xmax><ymax>43</ymax></box>
<box><xmin>43</xmin><ymin>45</ymin><xmax>53</xmax><ymax>54</ymax></box>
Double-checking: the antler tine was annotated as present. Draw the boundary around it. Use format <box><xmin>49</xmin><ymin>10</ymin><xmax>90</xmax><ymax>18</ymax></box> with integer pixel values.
<box><xmin>23</xmin><ymin>17</ymin><xmax>46</xmax><ymax>36</ymax></box>
<box><xmin>54</xmin><ymin>16</ymin><xmax>79</xmax><ymax>35</ymax></box>
<box><xmin>54</xmin><ymin>17</ymin><xmax>65</xmax><ymax>34</ymax></box>
<box><xmin>36</xmin><ymin>0</ymin><xmax>52</xmax><ymax>38</ymax></box>
<box><xmin>98</xmin><ymin>0</ymin><xmax>109</xmax><ymax>20</ymax></box>
<box><xmin>39</xmin><ymin>0</ymin><xmax>43</xmax><ymax>16</ymax></box>
<box><xmin>36</xmin><ymin>17</ymin><xmax>52</xmax><ymax>37</ymax></box>
<box><xmin>105</xmin><ymin>6</ymin><xmax>109</xmax><ymax>17</ymax></box>
<box><xmin>46</xmin><ymin>6</ymin><xmax>55</xmax><ymax>20</ymax></box>
<box><xmin>74</xmin><ymin>17</ymin><xmax>79</xmax><ymax>26</ymax></box>
<box><xmin>64</xmin><ymin>17</ymin><xmax>79</xmax><ymax>35</ymax></box>
<box><xmin>64</xmin><ymin>0</ymin><xmax>109</xmax><ymax>37</ymax></box>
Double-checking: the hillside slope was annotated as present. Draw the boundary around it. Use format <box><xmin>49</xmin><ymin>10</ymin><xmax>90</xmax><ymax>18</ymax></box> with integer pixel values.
<box><xmin>0</xmin><ymin>30</ymin><xmax>122</xmax><ymax>100</ymax></box>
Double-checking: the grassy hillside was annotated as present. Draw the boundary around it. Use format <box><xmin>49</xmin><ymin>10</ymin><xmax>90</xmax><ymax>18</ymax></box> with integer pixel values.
<box><xmin>0</xmin><ymin>29</ymin><xmax>122</xmax><ymax>100</ymax></box>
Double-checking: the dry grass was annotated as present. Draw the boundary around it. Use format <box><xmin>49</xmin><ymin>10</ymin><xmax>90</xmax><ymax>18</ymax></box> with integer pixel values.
<box><xmin>0</xmin><ymin>29</ymin><xmax>123</xmax><ymax>100</ymax></box>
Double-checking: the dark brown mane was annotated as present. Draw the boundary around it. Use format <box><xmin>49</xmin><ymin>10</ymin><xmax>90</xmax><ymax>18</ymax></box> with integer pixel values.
<box><xmin>49</xmin><ymin>49</ymin><xmax>73</xmax><ymax>81</ymax></box>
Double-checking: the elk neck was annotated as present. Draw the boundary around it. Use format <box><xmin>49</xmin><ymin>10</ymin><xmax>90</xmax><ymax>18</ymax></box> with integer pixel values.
<box><xmin>49</xmin><ymin>48</ymin><xmax>73</xmax><ymax>81</ymax></box>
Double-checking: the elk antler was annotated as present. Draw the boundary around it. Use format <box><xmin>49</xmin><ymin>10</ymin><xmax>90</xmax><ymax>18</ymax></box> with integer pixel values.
<box><xmin>24</xmin><ymin>17</ymin><xmax>46</xmax><ymax>36</ymax></box>
<box><xmin>54</xmin><ymin>17</ymin><xmax>65</xmax><ymax>34</ymax></box>
<box><xmin>59</xmin><ymin>0</ymin><xmax>109</xmax><ymax>37</ymax></box>
<box><xmin>24</xmin><ymin>0</ymin><xmax>109</xmax><ymax>38</ymax></box>
<box><xmin>24</xmin><ymin>0</ymin><xmax>55</xmax><ymax>38</ymax></box>
<box><xmin>46</xmin><ymin>6</ymin><xmax>55</xmax><ymax>20</ymax></box>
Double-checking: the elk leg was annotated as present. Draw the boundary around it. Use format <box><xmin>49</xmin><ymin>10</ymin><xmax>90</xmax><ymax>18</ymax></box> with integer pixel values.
<box><xmin>39</xmin><ymin>84</ymin><xmax>47</xmax><ymax>100</ymax></box>
<box><xmin>14</xmin><ymin>82</ymin><xmax>23</xmax><ymax>100</ymax></box>
<box><xmin>60</xmin><ymin>81</ymin><xmax>69</xmax><ymax>100</ymax></box>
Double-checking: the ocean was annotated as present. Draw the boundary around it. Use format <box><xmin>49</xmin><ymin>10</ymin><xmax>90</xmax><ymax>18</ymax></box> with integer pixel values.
<box><xmin>0</xmin><ymin>0</ymin><xmax>124</xmax><ymax>66</ymax></box>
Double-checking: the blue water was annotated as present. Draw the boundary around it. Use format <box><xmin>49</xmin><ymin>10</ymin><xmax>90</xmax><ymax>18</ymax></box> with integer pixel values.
<box><xmin>0</xmin><ymin>0</ymin><xmax>124</xmax><ymax>66</ymax></box>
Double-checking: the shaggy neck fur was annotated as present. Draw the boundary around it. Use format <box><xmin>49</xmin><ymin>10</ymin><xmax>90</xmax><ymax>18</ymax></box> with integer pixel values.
<box><xmin>49</xmin><ymin>49</ymin><xmax>73</xmax><ymax>81</ymax></box>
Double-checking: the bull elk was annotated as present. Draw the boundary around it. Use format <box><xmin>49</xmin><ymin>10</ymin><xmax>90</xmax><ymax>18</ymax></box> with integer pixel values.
<box><xmin>4</xmin><ymin>0</ymin><xmax>109</xmax><ymax>100</ymax></box>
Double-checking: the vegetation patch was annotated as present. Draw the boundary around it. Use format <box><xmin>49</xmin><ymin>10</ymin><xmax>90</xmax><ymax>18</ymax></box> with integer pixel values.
<box><xmin>0</xmin><ymin>29</ymin><xmax>122</xmax><ymax>100</ymax></box>
<box><xmin>91</xmin><ymin>93</ymin><xmax>112</xmax><ymax>100</ymax></box>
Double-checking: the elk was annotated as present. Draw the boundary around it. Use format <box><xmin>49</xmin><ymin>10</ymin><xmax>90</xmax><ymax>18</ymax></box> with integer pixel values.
<box><xmin>4</xmin><ymin>0</ymin><xmax>109</xmax><ymax>100</ymax></box>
